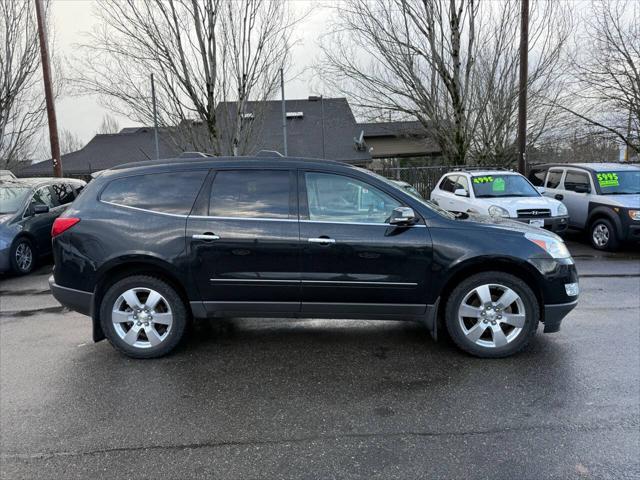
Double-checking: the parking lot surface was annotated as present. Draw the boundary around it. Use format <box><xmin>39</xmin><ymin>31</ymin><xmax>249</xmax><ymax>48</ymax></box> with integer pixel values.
<box><xmin>1</xmin><ymin>239</ymin><xmax>639</xmax><ymax>479</ymax></box>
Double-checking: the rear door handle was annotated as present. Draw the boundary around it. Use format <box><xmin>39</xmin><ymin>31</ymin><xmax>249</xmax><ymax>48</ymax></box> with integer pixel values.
<box><xmin>192</xmin><ymin>233</ymin><xmax>220</xmax><ymax>241</ymax></box>
<box><xmin>555</xmin><ymin>194</ymin><xmax>563</xmax><ymax>200</ymax></box>
<box><xmin>308</xmin><ymin>237</ymin><xmax>336</xmax><ymax>245</ymax></box>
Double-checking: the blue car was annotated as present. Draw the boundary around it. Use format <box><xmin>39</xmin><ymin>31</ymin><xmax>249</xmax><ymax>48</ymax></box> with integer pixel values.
<box><xmin>0</xmin><ymin>177</ymin><xmax>85</xmax><ymax>275</ymax></box>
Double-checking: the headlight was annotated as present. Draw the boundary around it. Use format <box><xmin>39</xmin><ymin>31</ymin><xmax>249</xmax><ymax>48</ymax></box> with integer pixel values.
<box><xmin>629</xmin><ymin>210</ymin><xmax>640</xmax><ymax>221</ymax></box>
<box><xmin>557</xmin><ymin>203</ymin><xmax>568</xmax><ymax>216</ymax></box>
<box><xmin>488</xmin><ymin>205</ymin><xmax>510</xmax><ymax>218</ymax></box>
<box><xmin>525</xmin><ymin>232</ymin><xmax>571</xmax><ymax>259</ymax></box>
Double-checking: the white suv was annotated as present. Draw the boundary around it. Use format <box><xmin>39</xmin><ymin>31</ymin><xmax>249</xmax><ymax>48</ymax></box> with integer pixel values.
<box><xmin>430</xmin><ymin>170</ymin><xmax>569</xmax><ymax>233</ymax></box>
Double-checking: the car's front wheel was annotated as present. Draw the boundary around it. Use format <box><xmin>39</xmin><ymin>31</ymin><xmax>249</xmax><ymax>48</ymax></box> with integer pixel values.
<box><xmin>445</xmin><ymin>272</ymin><xmax>540</xmax><ymax>358</ymax></box>
<box><xmin>100</xmin><ymin>275</ymin><xmax>188</xmax><ymax>359</ymax></box>
<box><xmin>590</xmin><ymin>218</ymin><xmax>619</xmax><ymax>251</ymax></box>
<box><xmin>10</xmin><ymin>237</ymin><xmax>35</xmax><ymax>275</ymax></box>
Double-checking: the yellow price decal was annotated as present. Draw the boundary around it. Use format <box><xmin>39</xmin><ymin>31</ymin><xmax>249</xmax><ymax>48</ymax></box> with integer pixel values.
<box><xmin>597</xmin><ymin>172</ymin><xmax>618</xmax><ymax>187</ymax></box>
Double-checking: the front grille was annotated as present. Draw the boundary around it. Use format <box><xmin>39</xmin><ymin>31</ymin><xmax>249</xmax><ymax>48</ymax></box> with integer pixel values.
<box><xmin>517</xmin><ymin>209</ymin><xmax>551</xmax><ymax>218</ymax></box>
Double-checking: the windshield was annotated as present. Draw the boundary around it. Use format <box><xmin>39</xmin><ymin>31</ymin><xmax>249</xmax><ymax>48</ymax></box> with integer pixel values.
<box><xmin>472</xmin><ymin>174</ymin><xmax>539</xmax><ymax>198</ymax></box>
<box><xmin>357</xmin><ymin>168</ymin><xmax>456</xmax><ymax>220</ymax></box>
<box><xmin>596</xmin><ymin>170</ymin><xmax>640</xmax><ymax>194</ymax></box>
<box><xmin>0</xmin><ymin>186</ymin><xmax>30</xmax><ymax>214</ymax></box>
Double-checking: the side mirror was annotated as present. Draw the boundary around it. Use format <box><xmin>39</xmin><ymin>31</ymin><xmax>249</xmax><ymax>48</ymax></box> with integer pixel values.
<box><xmin>33</xmin><ymin>204</ymin><xmax>50</xmax><ymax>214</ymax></box>
<box><xmin>454</xmin><ymin>188</ymin><xmax>468</xmax><ymax>197</ymax></box>
<box><xmin>389</xmin><ymin>206</ymin><xmax>417</xmax><ymax>225</ymax></box>
<box><xmin>536</xmin><ymin>186</ymin><xmax>546</xmax><ymax>194</ymax></box>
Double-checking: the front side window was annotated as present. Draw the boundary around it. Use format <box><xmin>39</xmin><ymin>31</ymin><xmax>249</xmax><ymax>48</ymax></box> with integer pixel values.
<box><xmin>101</xmin><ymin>170</ymin><xmax>208</xmax><ymax>215</ymax></box>
<box><xmin>305</xmin><ymin>172</ymin><xmax>400</xmax><ymax>223</ymax></box>
<box><xmin>454</xmin><ymin>176</ymin><xmax>469</xmax><ymax>194</ymax></box>
<box><xmin>31</xmin><ymin>187</ymin><xmax>56</xmax><ymax>208</ymax></box>
<box><xmin>209</xmin><ymin>170</ymin><xmax>291</xmax><ymax>219</ymax></box>
<box><xmin>563</xmin><ymin>171</ymin><xmax>591</xmax><ymax>192</ymax></box>
<box><xmin>471</xmin><ymin>174</ymin><xmax>539</xmax><ymax>198</ymax></box>
<box><xmin>545</xmin><ymin>170</ymin><xmax>563</xmax><ymax>189</ymax></box>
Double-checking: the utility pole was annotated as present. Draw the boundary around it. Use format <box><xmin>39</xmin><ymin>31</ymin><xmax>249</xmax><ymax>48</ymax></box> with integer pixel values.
<box><xmin>517</xmin><ymin>0</ymin><xmax>529</xmax><ymax>175</ymax></box>
<box><xmin>280</xmin><ymin>68</ymin><xmax>287</xmax><ymax>156</ymax></box>
<box><xmin>34</xmin><ymin>0</ymin><xmax>61</xmax><ymax>177</ymax></box>
<box><xmin>150</xmin><ymin>74</ymin><xmax>160</xmax><ymax>160</ymax></box>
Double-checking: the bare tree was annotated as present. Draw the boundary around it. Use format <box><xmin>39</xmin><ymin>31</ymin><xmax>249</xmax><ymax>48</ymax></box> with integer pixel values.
<box><xmin>73</xmin><ymin>0</ymin><xmax>302</xmax><ymax>155</ymax></box>
<box><xmin>558</xmin><ymin>0</ymin><xmax>639</xmax><ymax>155</ymax></box>
<box><xmin>59</xmin><ymin>129</ymin><xmax>83</xmax><ymax>154</ymax></box>
<box><xmin>0</xmin><ymin>0</ymin><xmax>46</xmax><ymax>171</ymax></box>
<box><xmin>96</xmin><ymin>114</ymin><xmax>120</xmax><ymax>134</ymax></box>
<box><xmin>317</xmin><ymin>0</ymin><xmax>572</xmax><ymax>166</ymax></box>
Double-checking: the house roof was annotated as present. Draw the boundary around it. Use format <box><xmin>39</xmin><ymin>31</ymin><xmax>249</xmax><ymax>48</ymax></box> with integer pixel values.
<box><xmin>358</xmin><ymin>121</ymin><xmax>427</xmax><ymax>137</ymax></box>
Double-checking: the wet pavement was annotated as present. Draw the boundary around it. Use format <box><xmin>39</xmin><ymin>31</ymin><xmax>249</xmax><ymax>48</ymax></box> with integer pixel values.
<box><xmin>1</xmin><ymin>239</ymin><xmax>639</xmax><ymax>479</ymax></box>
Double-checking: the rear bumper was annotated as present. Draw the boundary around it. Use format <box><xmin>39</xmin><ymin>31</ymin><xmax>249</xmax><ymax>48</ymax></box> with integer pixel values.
<box><xmin>543</xmin><ymin>299</ymin><xmax>578</xmax><ymax>333</ymax></box>
<box><xmin>49</xmin><ymin>275</ymin><xmax>93</xmax><ymax>316</ymax></box>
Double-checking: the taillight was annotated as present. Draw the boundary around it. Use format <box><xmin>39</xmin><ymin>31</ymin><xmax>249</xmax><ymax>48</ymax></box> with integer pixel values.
<box><xmin>52</xmin><ymin>217</ymin><xmax>80</xmax><ymax>237</ymax></box>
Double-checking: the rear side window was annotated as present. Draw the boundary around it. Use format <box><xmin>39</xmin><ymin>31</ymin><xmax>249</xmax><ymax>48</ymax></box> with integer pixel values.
<box><xmin>101</xmin><ymin>171</ymin><xmax>207</xmax><ymax>214</ymax></box>
<box><xmin>564</xmin><ymin>171</ymin><xmax>591</xmax><ymax>192</ymax></box>
<box><xmin>545</xmin><ymin>170</ymin><xmax>563</xmax><ymax>189</ymax></box>
<box><xmin>439</xmin><ymin>175</ymin><xmax>457</xmax><ymax>193</ymax></box>
<box><xmin>529</xmin><ymin>169</ymin><xmax>547</xmax><ymax>186</ymax></box>
<box><xmin>52</xmin><ymin>183</ymin><xmax>75</xmax><ymax>205</ymax></box>
<box><xmin>209</xmin><ymin>170</ymin><xmax>291</xmax><ymax>219</ymax></box>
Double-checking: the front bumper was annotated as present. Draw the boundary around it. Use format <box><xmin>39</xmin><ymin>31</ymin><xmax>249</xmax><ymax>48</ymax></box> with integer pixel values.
<box><xmin>49</xmin><ymin>275</ymin><xmax>93</xmax><ymax>316</ymax></box>
<box><xmin>543</xmin><ymin>299</ymin><xmax>578</xmax><ymax>333</ymax></box>
<box><xmin>514</xmin><ymin>215</ymin><xmax>569</xmax><ymax>233</ymax></box>
<box><xmin>624</xmin><ymin>224</ymin><xmax>640</xmax><ymax>243</ymax></box>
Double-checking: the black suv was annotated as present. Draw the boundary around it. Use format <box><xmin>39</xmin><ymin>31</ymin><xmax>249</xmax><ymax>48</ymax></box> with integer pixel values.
<box><xmin>50</xmin><ymin>156</ymin><xmax>579</xmax><ymax>358</ymax></box>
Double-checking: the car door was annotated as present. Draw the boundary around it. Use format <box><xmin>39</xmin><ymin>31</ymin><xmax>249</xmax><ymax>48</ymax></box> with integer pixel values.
<box><xmin>299</xmin><ymin>170</ymin><xmax>432</xmax><ymax>316</ymax></box>
<box><xmin>186</xmin><ymin>168</ymin><xmax>301</xmax><ymax>315</ymax></box>
<box><xmin>543</xmin><ymin>168</ymin><xmax>565</xmax><ymax>202</ymax></box>
<box><xmin>561</xmin><ymin>169</ymin><xmax>592</xmax><ymax>228</ymax></box>
<box><xmin>23</xmin><ymin>185</ymin><xmax>59</xmax><ymax>254</ymax></box>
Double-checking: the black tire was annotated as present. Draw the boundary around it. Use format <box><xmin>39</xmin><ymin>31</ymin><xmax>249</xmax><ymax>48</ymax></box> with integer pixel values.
<box><xmin>445</xmin><ymin>272</ymin><xmax>540</xmax><ymax>358</ymax></box>
<box><xmin>100</xmin><ymin>275</ymin><xmax>188</xmax><ymax>359</ymax></box>
<box><xmin>589</xmin><ymin>218</ymin><xmax>619</xmax><ymax>251</ymax></box>
<box><xmin>10</xmin><ymin>237</ymin><xmax>36</xmax><ymax>275</ymax></box>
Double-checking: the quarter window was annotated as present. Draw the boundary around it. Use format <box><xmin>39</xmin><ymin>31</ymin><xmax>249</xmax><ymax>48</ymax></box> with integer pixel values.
<box><xmin>563</xmin><ymin>171</ymin><xmax>591</xmax><ymax>192</ymax></box>
<box><xmin>209</xmin><ymin>170</ymin><xmax>291</xmax><ymax>219</ymax></box>
<box><xmin>101</xmin><ymin>171</ymin><xmax>208</xmax><ymax>215</ymax></box>
<box><xmin>545</xmin><ymin>170</ymin><xmax>563</xmax><ymax>189</ymax></box>
<box><xmin>454</xmin><ymin>176</ymin><xmax>469</xmax><ymax>194</ymax></box>
<box><xmin>439</xmin><ymin>175</ymin><xmax>457</xmax><ymax>193</ymax></box>
<box><xmin>529</xmin><ymin>169</ymin><xmax>547</xmax><ymax>186</ymax></box>
<box><xmin>304</xmin><ymin>172</ymin><xmax>400</xmax><ymax>224</ymax></box>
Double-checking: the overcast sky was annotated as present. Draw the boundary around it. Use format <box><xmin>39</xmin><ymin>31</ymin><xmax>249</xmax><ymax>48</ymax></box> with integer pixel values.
<box><xmin>50</xmin><ymin>0</ymin><xmax>331</xmax><ymax>153</ymax></box>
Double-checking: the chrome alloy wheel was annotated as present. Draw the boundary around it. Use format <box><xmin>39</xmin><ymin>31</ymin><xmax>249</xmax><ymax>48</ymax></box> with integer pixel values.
<box><xmin>15</xmin><ymin>242</ymin><xmax>33</xmax><ymax>272</ymax></box>
<box><xmin>112</xmin><ymin>288</ymin><xmax>173</xmax><ymax>349</ymax></box>
<box><xmin>457</xmin><ymin>283</ymin><xmax>526</xmax><ymax>348</ymax></box>
<box><xmin>592</xmin><ymin>223</ymin><xmax>609</xmax><ymax>248</ymax></box>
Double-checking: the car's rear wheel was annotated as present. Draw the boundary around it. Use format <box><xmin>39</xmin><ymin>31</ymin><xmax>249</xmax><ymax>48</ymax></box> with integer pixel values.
<box><xmin>445</xmin><ymin>272</ymin><xmax>539</xmax><ymax>358</ymax></box>
<box><xmin>590</xmin><ymin>218</ymin><xmax>619</xmax><ymax>251</ymax></box>
<box><xmin>100</xmin><ymin>275</ymin><xmax>187</xmax><ymax>358</ymax></box>
<box><xmin>10</xmin><ymin>237</ymin><xmax>35</xmax><ymax>275</ymax></box>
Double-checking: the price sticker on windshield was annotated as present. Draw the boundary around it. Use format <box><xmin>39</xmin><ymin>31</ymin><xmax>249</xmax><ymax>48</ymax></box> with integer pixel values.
<box><xmin>597</xmin><ymin>172</ymin><xmax>619</xmax><ymax>187</ymax></box>
<box><xmin>473</xmin><ymin>176</ymin><xmax>493</xmax><ymax>184</ymax></box>
<box><xmin>492</xmin><ymin>177</ymin><xmax>506</xmax><ymax>192</ymax></box>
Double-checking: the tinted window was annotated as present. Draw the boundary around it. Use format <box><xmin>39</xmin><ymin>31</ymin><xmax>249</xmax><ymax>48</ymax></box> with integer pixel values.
<box><xmin>545</xmin><ymin>170</ymin><xmax>563</xmax><ymax>189</ymax></box>
<box><xmin>101</xmin><ymin>171</ymin><xmax>207</xmax><ymax>214</ymax></box>
<box><xmin>529</xmin><ymin>169</ymin><xmax>547</xmax><ymax>186</ymax></box>
<box><xmin>209</xmin><ymin>170</ymin><xmax>291</xmax><ymax>219</ymax></box>
<box><xmin>31</xmin><ymin>186</ymin><xmax>56</xmax><ymax>208</ymax></box>
<box><xmin>305</xmin><ymin>172</ymin><xmax>400</xmax><ymax>224</ymax></box>
<box><xmin>52</xmin><ymin>183</ymin><xmax>75</xmax><ymax>205</ymax></box>
<box><xmin>564</xmin><ymin>171</ymin><xmax>591</xmax><ymax>192</ymax></box>
<box><xmin>439</xmin><ymin>175</ymin><xmax>457</xmax><ymax>193</ymax></box>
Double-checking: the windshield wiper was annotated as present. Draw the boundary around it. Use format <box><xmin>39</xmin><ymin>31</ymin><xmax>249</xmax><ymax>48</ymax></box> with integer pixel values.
<box><xmin>604</xmin><ymin>192</ymin><xmax>640</xmax><ymax>195</ymax></box>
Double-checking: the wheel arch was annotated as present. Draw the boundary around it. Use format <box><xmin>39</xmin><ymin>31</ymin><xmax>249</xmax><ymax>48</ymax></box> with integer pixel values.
<box><xmin>588</xmin><ymin>205</ymin><xmax>623</xmax><ymax>237</ymax></box>
<box><xmin>92</xmin><ymin>257</ymin><xmax>192</xmax><ymax>342</ymax></box>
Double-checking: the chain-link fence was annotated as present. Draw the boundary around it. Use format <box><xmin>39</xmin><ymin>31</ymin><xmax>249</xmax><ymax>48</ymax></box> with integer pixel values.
<box><xmin>370</xmin><ymin>164</ymin><xmax>506</xmax><ymax>198</ymax></box>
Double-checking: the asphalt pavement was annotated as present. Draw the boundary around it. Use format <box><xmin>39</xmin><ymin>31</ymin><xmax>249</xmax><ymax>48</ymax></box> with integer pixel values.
<box><xmin>1</xmin><ymin>238</ymin><xmax>639</xmax><ymax>479</ymax></box>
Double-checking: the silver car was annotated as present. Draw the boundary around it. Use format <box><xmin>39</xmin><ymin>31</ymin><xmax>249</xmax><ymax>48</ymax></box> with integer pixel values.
<box><xmin>528</xmin><ymin>163</ymin><xmax>640</xmax><ymax>250</ymax></box>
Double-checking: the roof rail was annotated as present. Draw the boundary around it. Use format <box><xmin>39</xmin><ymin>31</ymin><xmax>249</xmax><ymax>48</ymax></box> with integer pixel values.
<box><xmin>179</xmin><ymin>151</ymin><xmax>213</xmax><ymax>158</ymax></box>
<box><xmin>255</xmin><ymin>150</ymin><xmax>284</xmax><ymax>158</ymax></box>
<box><xmin>452</xmin><ymin>166</ymin><xmax>514</xmax><ymax>172</ymax></box>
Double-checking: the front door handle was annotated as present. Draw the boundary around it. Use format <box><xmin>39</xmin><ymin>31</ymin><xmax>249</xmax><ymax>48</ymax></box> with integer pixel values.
<box><xmin>555</xmin><ymin>194</ymin><xmax>564</xmax><ymax>200</ymax></box>
<box><xmin>193</xmin><ymin>233</ymin><xmax>220</xmax><ymax>241</ymax></box>
<box><xmin>308</xmin><ymin>237</ymin><xmax>336</xmax><ymax>245</ymax></box>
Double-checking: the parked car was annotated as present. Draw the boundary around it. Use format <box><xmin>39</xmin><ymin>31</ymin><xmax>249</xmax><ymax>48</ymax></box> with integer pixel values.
<box><xmin>0</xmin><ymin>177</ymin><xmax>86</xmax><ymax>275</ymax></box>
<box><xmin>49</xmin><ymin>156</ymin><xmax>578</xmax><ymax>359</ymax></box>
<box><xmin>430</xmin><ymin>169</ymin><xmax>569</xmax><ymax>233</ymax></box>
<box><xmin>391</xmin><ymin>180</ymin><xmax>423</xmax><ymax>199</ymax></box>
<box><xmin>528</xmin><ymin>163</ymin><xmax>640</xmax><ymax>251</ymax></box>
<box><xmin>0</xmin><ymin>170</ymin><xmax>17</xmax><ymax>180</ymax></box>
